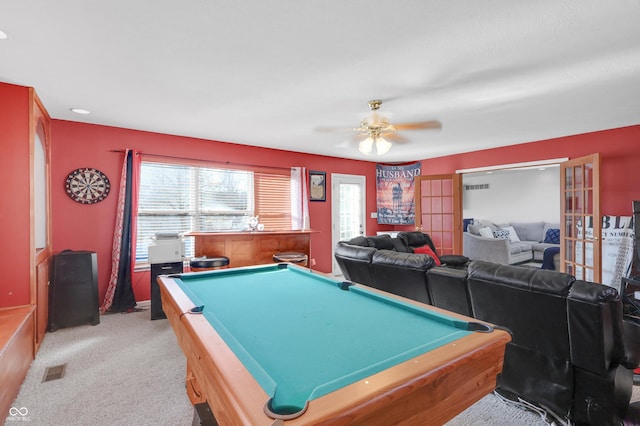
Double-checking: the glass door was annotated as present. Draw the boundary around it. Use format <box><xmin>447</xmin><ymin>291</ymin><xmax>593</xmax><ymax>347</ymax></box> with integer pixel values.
<box><xmin>331</xmin><ymin>174</ymin><xmax>366</xmax><ymax>275</ymax></box>
<box><xmin>561</xmin><ymin>154</ymin><xmax>601</xmax><ymax>282</ymax></box>
<box><xmin>415</xmin><ymin>174</ymin><xmax>462</xmax><ymax>255</ymax></box>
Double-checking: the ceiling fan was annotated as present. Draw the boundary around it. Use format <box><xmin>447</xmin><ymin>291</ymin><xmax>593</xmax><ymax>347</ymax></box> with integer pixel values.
<box><xmin>318</xmin><ymin>100</ymin><xmax>442</xmax><ymax>155</ymax></box>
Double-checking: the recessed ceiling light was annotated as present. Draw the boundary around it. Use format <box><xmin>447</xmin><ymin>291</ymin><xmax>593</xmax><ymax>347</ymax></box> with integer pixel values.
<box><xmin>0</xmin><ymin>30</ymin><xmax>8</xmax><ymax>40</ymax></box>
<box><xmin>70</xmin><ymin>108</ymin><xmax>91</xmax><ymax>115</ymax></box>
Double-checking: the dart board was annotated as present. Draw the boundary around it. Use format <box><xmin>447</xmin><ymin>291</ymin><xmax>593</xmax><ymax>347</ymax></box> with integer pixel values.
<box><xmin>65</xmin><ymin>168</ymin><xmax>111</xmax><ymax>204</ymax></box>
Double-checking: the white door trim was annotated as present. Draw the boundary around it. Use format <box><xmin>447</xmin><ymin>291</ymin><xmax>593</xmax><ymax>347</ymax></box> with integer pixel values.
<box><xmin>331</xmin><ymin>173</ymin><xmax>367</xmax><ymax>276</ymax></box>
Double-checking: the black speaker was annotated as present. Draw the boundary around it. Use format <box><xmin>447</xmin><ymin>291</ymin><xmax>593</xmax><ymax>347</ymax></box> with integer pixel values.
<box><xmin>49</xmin><ymin>250</ymin><xmax>100</xmax><ymax>331</ymax></box>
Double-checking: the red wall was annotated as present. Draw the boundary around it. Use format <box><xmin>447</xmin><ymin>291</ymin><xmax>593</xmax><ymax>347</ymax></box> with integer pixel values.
<box><xmin>3</xmin><ymin>78</ymin><xmax>637</xmax><ymax>311</ymax></box>
<box><xmin>418</xmin><ymin>126</ymin><xmax>640</xmax><ymax>216</ymax></box>
<box><xmin>0</xmin><ymin>83</ymin><xmax>32</xmax><ymax>308</ymax></box>
<box><xmin>378</xmin><ymin>125</ymin><xmax>640</xmax><ymax>235</ymax></box>
<box><xmin>50</xmin><ymin>120</ymin><xmax>381</xmax><ymax>303</ymax></box>
<box><xmin>49</xmin><ymin>120</ymin><xmax>640</xmax><ymax>306</ymax></box>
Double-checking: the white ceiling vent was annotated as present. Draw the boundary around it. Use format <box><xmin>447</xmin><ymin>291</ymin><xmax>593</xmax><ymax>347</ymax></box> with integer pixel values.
<box><xmin>464</xmin><ymin>184</ymin><xmax>490</xmax><ymax>190</ymax></box>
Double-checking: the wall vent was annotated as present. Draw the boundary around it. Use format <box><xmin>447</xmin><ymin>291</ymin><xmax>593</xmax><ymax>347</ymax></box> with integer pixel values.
<box><xmin>464</xmin><ymin>184</ymin><xmax>490</xmax><ymax>191</ymax></box>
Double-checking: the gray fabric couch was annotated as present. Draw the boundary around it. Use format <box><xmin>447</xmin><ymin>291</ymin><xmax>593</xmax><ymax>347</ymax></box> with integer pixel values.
<box><xmin>463</xmin><ymin>221</ymin><xmax>560</xmax><ymax>266</ymax></box>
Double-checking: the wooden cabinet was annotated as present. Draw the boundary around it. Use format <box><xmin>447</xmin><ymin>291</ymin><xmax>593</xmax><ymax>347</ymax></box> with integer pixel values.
<box><xmin>35</xmin><ymin>250</ymin><xmax>49</xmax><ymax>352</ymax></box>
<box><xmin>187</xmin><ymin>231</ymin><xmax>315</xmax><ymax>267</ymax></box>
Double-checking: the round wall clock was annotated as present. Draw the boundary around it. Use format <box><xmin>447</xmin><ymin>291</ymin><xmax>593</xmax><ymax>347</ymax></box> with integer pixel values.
<box><xmin>65</xmin><ymin>167</ymin><xmax>111</xmax><ymax>204</ymax></box>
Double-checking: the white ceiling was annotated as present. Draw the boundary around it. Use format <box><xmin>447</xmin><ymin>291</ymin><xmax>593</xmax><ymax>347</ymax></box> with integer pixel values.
<box><xmin>2</xmin><ymin>1</ymin><xmax>639</xmax><ymax>163</ymax></box>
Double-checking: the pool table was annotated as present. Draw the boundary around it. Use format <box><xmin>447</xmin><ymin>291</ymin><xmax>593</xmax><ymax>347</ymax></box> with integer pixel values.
<box><xmin>158</xmin><ymin>263</ymin><xmax>510</xmax><ymax>425</ymax></box>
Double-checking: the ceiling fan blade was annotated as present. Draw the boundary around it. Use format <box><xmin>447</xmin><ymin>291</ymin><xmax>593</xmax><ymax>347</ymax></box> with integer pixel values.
<box><xmin>394</xmin><ymin>120</ymin><xmax>442</xmax><ymax>131</ymax></box>
<box><xmin>315</xmin><ymin>126</ymin><xmax>356</xmax><ymax>133</ymax></box>
<box><xmin>384</xmin><ymin>132</ymin><xmax>409</xmax><ymax>143</ymax></box>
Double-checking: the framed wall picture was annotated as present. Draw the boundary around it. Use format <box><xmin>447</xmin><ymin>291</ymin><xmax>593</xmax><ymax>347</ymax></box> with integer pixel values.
<box><xmin>309</xmin><ymin>170</ymin><xmax>326</xmax><ymax>202</ymax></box>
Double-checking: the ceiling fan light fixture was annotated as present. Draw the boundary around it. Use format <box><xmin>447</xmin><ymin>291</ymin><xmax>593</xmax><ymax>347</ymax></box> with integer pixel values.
<box><xmin>375</xmin><ymin>137</ymin><xmax>392</xmax><ymax>155</ymax></box>
<box><xmin>359</xmin><ymin>137</ymin><xmax>374</xmax><ymax>155</ymax></box>
<box><xmin>323</xmin><ymin>100</ymin><xmax>439</xmax><ymax>156</ymax></box>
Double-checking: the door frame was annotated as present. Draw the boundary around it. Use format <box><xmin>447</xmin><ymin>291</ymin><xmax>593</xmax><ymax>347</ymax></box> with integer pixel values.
<box><xmin>560</xmin><ymin>153</ymin><xmax>601</xmax><ymax>282</ymax></box>
<box><xmin>331</xmin><ymin>173</ymin><xmax>366</xmax><ymax>276</ymax></box>
<box><xmin>453</xmin><ymin>154</ymin><xmax>601</xmax><ymax>280</ymax></box>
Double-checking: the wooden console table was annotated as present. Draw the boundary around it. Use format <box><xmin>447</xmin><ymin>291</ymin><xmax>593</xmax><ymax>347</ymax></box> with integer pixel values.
<box><xmin>186</xmin><ymin>230</ymin><xmax>315</xmax><ymax>267</ymax></box>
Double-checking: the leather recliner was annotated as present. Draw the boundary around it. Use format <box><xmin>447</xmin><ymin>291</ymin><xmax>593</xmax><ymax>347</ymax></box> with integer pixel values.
<box><xmin>336</xmin><ymin>237</ymin><xmax>640</xmax><ymax>424</ymax></box>
<box><xmin>334</xmin><ymin>233</ymin><xmax>436</xmax><ymax>303</ymax></box>
<box><xmin>397</xmin><ymin>231</ymin><xmax>469</xmax><ymax>267</ymax></box>
<box><xmin>467</xmin><ymin>261</ymin><xmax>575</xmax><ymax>420</ymax></box>
<box><xmin>466</xmin><ymin>260</ymin><xmax>640</xmax><ymax>425</ymax></box>
<box><xmin>334</xmin><ymin>238</ymin><xmax>377</xmax><ymax>287</ymax></box>
<box><xmin>567</xmin><ymin>280</ymin><xmax>640</xmax><ymax>425</ymax></box>
<box><xmin>426</xmin><ymin>266</ymin><xmax>473</xmax><ymax>317</ymax></box>
<box><xmin>369</xmin><ymin>249</ymin><xmax>434</xmax><ymax>304</ymax></box>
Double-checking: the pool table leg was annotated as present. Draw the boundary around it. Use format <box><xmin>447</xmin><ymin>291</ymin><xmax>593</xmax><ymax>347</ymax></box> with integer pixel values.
<box><xmin>192</xmin><ymin>402</ymin><xmax>218</xmax><ymax>426</ymax></box>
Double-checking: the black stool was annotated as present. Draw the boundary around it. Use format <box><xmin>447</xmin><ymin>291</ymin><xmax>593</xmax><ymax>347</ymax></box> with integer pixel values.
<box><xmin>272</xmin><ymin>252</ymin><xmax>308</xmax><ymax>266</ymax></box>
<box><xmin>190</xmin><ymin>256</ymin><xmax>230</xmax><ymax>272</ymax></box>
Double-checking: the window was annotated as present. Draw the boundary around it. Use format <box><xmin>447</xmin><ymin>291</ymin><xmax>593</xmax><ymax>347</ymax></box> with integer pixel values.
<box><xmin>136</xmin><ymin>161</ymin><xmax>294</xmax><ymax>263</ymax></box>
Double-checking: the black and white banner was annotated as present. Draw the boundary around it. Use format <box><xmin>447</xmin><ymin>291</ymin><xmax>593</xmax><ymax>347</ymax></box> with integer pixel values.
<box><xmin>576</xmin><ymin>215</ymin><xmax>635</xmax><ymax>290</ymax></box>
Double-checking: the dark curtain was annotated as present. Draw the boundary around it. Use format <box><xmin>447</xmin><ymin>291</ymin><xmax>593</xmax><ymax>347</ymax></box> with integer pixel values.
<box><xmin>109</xmin><ymin>151</ymin><xmax>137</xmax><ymax>312</ymax></box>
<box><xmin>101</xmin><ymin>149</ymin><xmax>140</xmax><ymax>313</ymax></box>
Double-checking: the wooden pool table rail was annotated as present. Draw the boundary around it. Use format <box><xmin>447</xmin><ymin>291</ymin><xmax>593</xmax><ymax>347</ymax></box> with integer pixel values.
<box><xmin>158</xmin><ymin>274</ymin><xmax>510</xmax><ymax>425</ymax></box>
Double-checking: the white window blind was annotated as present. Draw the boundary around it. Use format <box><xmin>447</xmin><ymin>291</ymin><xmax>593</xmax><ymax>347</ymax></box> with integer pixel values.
<box><xmin>255</xmin><ymin>171</ymin><xmax>291</xmax><ymax>230</ymax></box>
<box><xmin>136</xmin><ymin>161</ymin><xmax>294</xmax><ymax>263</ymax></box>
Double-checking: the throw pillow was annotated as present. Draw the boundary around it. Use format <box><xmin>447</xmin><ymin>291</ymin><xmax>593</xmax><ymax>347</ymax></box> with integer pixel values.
<box><xmin>413</xmin><ymin>245</ymin><xmax>442</xmax><ymax>265</ymax></box>
<box><xmin>501</xmin><ymin>225</ymin><xmax>521</xmax><ymax>242</ymax></box>
<box><xmin>479</xmin><ymin>221</ymin><xmax>500</xmax><ymax>232</ymax></box>
<box><xmin>544</xmin><ymin>228</ymin><xmax>561</xmax><ymax>244</ymax></box>
<box><xmin>478</xmin><ymin>227</ymin><xmax>494</xmax><ymax>238</ymax></box>
<box><xmin>493</xmin><ymin>229</ymin><xmax>510</xmax><ymax>240</ymax></box>
<box><xmin>467</xmin><ymin>223</ymin><xmax>483</xmax><ymax>235</ymax></box>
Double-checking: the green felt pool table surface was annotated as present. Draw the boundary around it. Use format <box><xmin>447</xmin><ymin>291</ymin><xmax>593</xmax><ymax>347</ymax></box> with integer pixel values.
<box><xmin>159</xmin><ymin>263</ymin><xmax>511</xmax><ymax>425</ymax></box>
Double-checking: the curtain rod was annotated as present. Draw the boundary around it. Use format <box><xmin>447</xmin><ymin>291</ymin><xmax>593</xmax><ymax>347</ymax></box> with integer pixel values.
<box><xmin>109</xmin><ymin>149</ymin><xmax>293</xmax><ymax>172</ymax></box>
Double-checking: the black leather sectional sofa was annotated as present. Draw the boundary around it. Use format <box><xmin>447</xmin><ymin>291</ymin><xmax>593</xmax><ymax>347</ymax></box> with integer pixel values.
<box><xmin>335</xmin><ymin>233</ymin><xmax>640</xmax><ymax>425</ymax></box>
<box><xmin>334</xmin><ymin>232</ymin><xmax>468</xmax><ymax>305</ymax></box>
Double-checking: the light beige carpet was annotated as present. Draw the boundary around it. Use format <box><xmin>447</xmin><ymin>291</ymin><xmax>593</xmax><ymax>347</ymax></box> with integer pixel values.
<box><xmin>6</xmin><ymin>301</ymin><xmax>193</xmax><ymax>425</ymax></box>
<box><xmin>6</xmin><ymin>300</ymin><xmax>637</xmax><ymax>425</ymax></box>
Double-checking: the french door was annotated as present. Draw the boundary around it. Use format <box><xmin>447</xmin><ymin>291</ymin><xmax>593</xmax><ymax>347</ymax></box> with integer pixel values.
<box><xmin>331</xmin><ymin>174</ymin><xmax>366</xmax><ymax>275</ymax></box>
<box><xmin>415</xmin><ymin>174</ymin><xmax>463</xmax><ymax>255</ymax></box>
<box><xmin>560</xmin><ymin>154</ymin><xmax>601</xmax><ymax>282</ymax></box>
<box><xmin>416</xmin><ymin>155</ymin><xmax>601</xmax><ymax>281</ymax></box>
